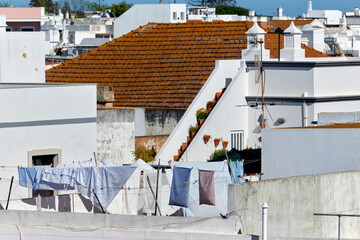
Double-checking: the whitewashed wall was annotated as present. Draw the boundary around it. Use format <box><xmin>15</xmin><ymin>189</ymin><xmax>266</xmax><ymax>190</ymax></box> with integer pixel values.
<box><xmin>6</xmin><ymin>32</ymin><xmax>45</xmax><ymax>83</ymax></box>
<box><xmin>156</xmin><ymin>60</ymin><xmax>243</xmax><ymax>164</ymax></box>
<box><xmin>114</xmin><ymin>4</ymin><xmax>186</xmax><ymax>38</ymax></box>
<box><xmin>262</xmin><ymin>127</ymin><xmax>360</xmax><ymax>180</ymax></box>
<box><xmin>0</xmin><ymin>84</ymin><xmax>97</xmax><ymax>200</ymax></box>
<box><xmin>179</xmin><ymin>61</ymin><xmax>248</xmax><ymax>162</ymax></box>
<box><xmin>314</xmin><ymin>65</ymin><xmax>360</xmax><ymax>96</ymax></box>
<box><xmin>97</xmin><ymin>109</ymin><xmax>135</xmax><ymax>164</ymax></box>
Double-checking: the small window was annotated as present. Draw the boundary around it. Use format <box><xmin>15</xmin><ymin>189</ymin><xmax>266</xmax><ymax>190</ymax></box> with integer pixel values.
<box><xmin>231</xmin><ymin>130</ymin><xmax>244</xmax><ymax>150</ymax></box>
<box><xmin>180</xmin><ymin>12</ymin><xmax>185</xmax><ymax>20</ymax></box>
<box><xmin>6</xmin><ymin>26</ymin><xmax>12</xmax><ymax>32</ymax></box>
<box><xmin>173</xmin><ymin>12</ymin><xmax>177</xmax><ymax>20</ymax></box>
<box><xmin>20</xmin><ymin>26</ymin><xmax>35</xmax><ymax>32</ymax></box>
<box><xmin>32</xmin><ymin>154</ymin><xmax>57</xmax><ymax>197</ymax></box>
<box><xmin>28</xmin><ymin>149</ymin><xmax>61</xmax><ymax>198</ymax></box>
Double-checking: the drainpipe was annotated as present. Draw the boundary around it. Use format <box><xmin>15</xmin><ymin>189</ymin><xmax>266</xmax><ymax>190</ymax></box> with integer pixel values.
<box><xmin>302</xmin><ymin>92</ymin><xmax>308</xmax><ymax>127</ymax></box>
<box><xmin>0</xmin><ymin>15</ymin><xmax>7</xmax><ymax>82</ymax></box>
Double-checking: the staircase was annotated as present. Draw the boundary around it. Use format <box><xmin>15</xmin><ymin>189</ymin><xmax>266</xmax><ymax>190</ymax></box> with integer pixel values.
<box><xmin>173</xmin><ymin>88</ymin><xmax>226</xmax><ymax>161</ymax></box>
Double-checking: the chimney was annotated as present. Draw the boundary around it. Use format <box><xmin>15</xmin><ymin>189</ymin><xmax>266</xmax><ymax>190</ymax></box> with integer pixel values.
<box><xmin>0</xmin><ymin>15</ymin><xmax>7</xmax><ymax>82</ymax></box>
<box><xmin>308</xmin><ymin>0</ymin><xmax>312</xmax><ymax>12</ymax></box>
<box><xmin>242</xmin><ymin>21</ymin><xmax>270</xmax><ymax>61</ymax></box>
<box><xmin>277</xmin><ymin>6</ymin><xmax>283</xmax><ymax>18</ymax></box>
<box><xmin>97</xmin><ymin>86</ymin><xmax>115</xmax><ymax>108</ymax></box>
<box><xmin>280</xmin><ymin>22</ymin><xmax>305</xmax><ymax>61</ymax></box>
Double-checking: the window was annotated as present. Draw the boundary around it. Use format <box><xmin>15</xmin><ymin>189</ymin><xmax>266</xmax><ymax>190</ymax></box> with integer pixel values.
<box><xmin>28</xmin><ymin>149</ymin><xmax>61</xmax><ymax>197</ymax></box>
<box><xmin>173</xmin><ymin>12</ymin><xmax>177</xmax><ymax>20</ymax></box>
<box><xmin>231</xmin><ymin>130</ymin><xmax>243</xmax><ymax>150</ymax></box>
<box><xmin>180</xmin><ymin>12</ymin><xmax>185</xmax><ymax>20</ymax></box>
<box><xmin>20</xmin><ymin>26</ymin><xmax>35</xmax><ymax>32</ymax></box>
<box><xmin>6</xmin><ymin>27</ymin><xmax>12</xmax><ymax>32</ymax></box>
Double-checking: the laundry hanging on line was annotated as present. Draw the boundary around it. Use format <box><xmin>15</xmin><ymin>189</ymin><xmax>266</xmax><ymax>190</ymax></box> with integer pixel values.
<box><xmin>199</xmin><ymin>169</ymin><xmax>215</xmax><ymax>206</ymax></box>
<box><xmin>18</xmin><ymin>166</ymin><xmax>137</xmax><ymax>210</ymax></box>
<box><xmin>169</xmin><ymin>167</ymin><xmax>191</xmax><ymax>208</ymax></box>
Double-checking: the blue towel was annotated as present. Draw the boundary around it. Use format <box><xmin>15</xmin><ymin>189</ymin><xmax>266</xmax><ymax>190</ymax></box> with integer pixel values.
<box><xmin>230</xmin><ymin>161</ymin><xmax>244</xmax><ymax>183</ymax></box>
<box><xmin>18</xmin><ymin>167</ymin><xmax>39</xmax><ymax>189</ymax></box>
<box><xmin>169</xmin><ymin>167</ymin><xmax>191</xmax><ymax>208</ymax></box>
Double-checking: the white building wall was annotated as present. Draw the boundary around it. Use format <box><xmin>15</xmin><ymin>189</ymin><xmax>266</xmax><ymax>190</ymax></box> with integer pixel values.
<box><xmin>262</xmin><ymin>127</ymin><xmax>360</xmax><ymax>180</ymax></box>
<box><xmin>180</xmin><ymin>61</ymin><xmax>248</xmax><ymax>162</ymax></box>
<box><xmin>156</xmin><ymin>60</ymin><xmax>243</xmax><ymax>164</ymax></box>
<box><xmin>0</xmin><ymin>84</ymin><xmax>97</xmax><ymax>200</ymax></box>
<box><xmin>74</xmin><ymin>31</ymin><xmax>96</xmax><ymax>45</ymax></box>
<box><xmin>313</xmin><ymin>65</ymin><xmax>360</xmax><ymax>96</ymax></box>
<box><xmin>247</xmin><ymin>66</ymin><xmax>314</xmax><ymax>97</ymax></box>
<box><xmin>234</xmin><ymin>170</ymin><xmax>360</xmax><ymax>238</ymax></box>
<box><xmin>114</xmin><ymin>4</ymin><xmax>186</xmax><ymax>38</ymax></box>
<box><xmin>6</xmin><ymin>32</ymin><xmax>45</xmax><ymax>83</ymax></box>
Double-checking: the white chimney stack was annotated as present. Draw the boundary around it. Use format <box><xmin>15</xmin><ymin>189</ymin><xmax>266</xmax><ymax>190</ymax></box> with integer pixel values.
<box><xmin>242</xmin><ymin>21</ymin><xmax>270</xmax><ymax>61</ymax></box>
<box><xmin>277</xmin><ymin>6</ymin><xmax>283</xmax><ymax>18</ymax></box>
<box><xmin>280</xmin><ymin>22</ymin><xmax>305</xmax><ymax>60</ymax></box>
<box><xmin>0</xmin><ymin>15</ymin><xmax>7</xmax><ymax>82</ymax></box>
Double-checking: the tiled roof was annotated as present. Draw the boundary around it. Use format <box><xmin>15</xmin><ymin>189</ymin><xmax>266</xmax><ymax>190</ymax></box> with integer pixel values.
<box><xmin>267</xmin><ymin>20</ymin><xmax>313</xmax><ymax>32</ymax></box>
<box><xmin>46</xmin><ymin>21</ymin><xmax>328</xmax><ymax>110</ymax></box>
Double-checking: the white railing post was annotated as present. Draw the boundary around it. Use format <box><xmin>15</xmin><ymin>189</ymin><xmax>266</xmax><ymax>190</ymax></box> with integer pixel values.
<box><xmin>262</xmin><ymin>202</ymin><xmax>268</xmax><ymax>240</ymax></box>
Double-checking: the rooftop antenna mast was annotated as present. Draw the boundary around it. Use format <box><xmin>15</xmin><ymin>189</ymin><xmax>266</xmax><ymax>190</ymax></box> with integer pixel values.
<box><xmin>260</xmin><ymin>38</ymin><xmax>265</xmax><ymax>128</ymax></box>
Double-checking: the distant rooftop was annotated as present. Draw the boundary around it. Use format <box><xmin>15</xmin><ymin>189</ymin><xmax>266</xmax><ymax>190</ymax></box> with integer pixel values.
<box><xmin>46</xmin><ymin>21</ymin><xmax>329</xmax><ymax>110</ymax></box>
<box><xmin>285</xmin><ymin>123</ymin><xmax>360</xmax><ymax>129</ymax></box>
<box><xmin>0</xmin><ymin>7</ymin><xmax>42</xmax><ymax>19</ymax></box>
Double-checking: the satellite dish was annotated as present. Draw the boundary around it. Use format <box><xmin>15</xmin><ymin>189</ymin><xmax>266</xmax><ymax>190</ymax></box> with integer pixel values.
<box><xmin>254</xmin><ymin>54</ymin><xmax>261</xmax><ymax>84</ymax></box>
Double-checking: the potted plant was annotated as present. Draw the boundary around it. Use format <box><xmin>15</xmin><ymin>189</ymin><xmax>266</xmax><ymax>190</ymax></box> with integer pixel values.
<box><xmin>209</xmin><ymin>149</ymin><xmax>228</xmax><ymax>160</ymax></box>
<box><xmin>214</xmin><ymin>138</ymin><xmax>220</xmax><ymax>147</ymax></box>
<box><xmin>196</xmin><ymin>108</ymin><xmax>209</xmax><ymax>125</ymax></box>
<box><xmin>189</xmin><ymin>125</ymin><xmax>199</xmax><ymax>138</ymax></box>
<box><xmin>206</xmin><ymin>100</ymin><xmax>216</xmax><ymax>112</ymax></box>
<box><xmin>223</xmin><ymin>140</ymin><xmax>229</xmax><ymax>148</ymax></box>
<box><xmin>203</xmin><ymin>134</ymin><xmax>211</xmax><ymax>144</ymax></box>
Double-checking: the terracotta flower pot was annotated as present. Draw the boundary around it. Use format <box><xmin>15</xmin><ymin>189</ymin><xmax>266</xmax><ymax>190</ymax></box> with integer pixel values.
<box><xmin>223</xmin><ymin>141</ymin><xmax>229</xmax><ymax>148</ymax></box>
<box><xmin>215</xmin><ymin>92</ymin><xmax>222</xmax><ymax>101</ymax></box>
<box><xmin>199</xmin><ymin>119</ymin><xmax>205</xmax><ymax>126</ymax></box>
<box><xmin>190</xmin><ymin>131</ymin><xmax>196</xmax><ymax>138</ymax></box>
<box><xmin>203</xmin><ymin>135</ymin><xmax>211</xmax><ymax>144</ymax></box>
<box><xmin>214</xmin><ymin>139</ymin><xmax>220</xmax><ymax>147</ymax></box>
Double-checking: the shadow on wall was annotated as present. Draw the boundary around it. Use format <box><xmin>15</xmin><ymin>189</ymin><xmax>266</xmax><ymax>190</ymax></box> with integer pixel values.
<box><xmin>58</xmin><ymin>194</ymin><xmax>71</xmax><ymax>212</ymax></box>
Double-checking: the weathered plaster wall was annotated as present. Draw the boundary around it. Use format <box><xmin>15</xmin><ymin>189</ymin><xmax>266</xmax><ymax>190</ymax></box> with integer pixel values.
<box><xmin>135</xmin><ymin>108</ymin><xmax>185</xmax><ymax>137</ymax></box>
<box><xmin>145</xmin><ymin>109</ymin><xmax>185</xmax><ymax>136</ymax></box>
<box><xmin>97</xmin><ymin>108</ymin><xmax>135</xmax><ymax>164</ymax></box>
<box><xmin>135</xmin><ymin>135</ymin><xmax>168</xmax><ymax>153</ymax></box>
<box><xmin>233</xmin><ymin>170</ymin><xmax>360</xmax><ymax>238</ymax></box>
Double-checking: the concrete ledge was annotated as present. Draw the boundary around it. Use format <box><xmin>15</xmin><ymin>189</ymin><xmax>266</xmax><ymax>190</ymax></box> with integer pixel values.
<box><xmin>0</xmin><ymin>210</ymin><xmax>236</xmax><ymax>235</ymax></box>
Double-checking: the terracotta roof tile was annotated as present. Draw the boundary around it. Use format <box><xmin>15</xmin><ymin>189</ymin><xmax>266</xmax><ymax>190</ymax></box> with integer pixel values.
<box><xmin>267</xmin><ymin>20</ymin><xmax>313</xmax><ymax>32</ymax></box>
<box><xmin>46</xmin><ymin>21</ymin><xmax>328</xmax><ymax>109</ymax></box>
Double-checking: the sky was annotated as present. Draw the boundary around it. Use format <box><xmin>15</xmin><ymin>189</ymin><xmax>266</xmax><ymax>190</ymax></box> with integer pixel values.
<box><xmin>5</xmin><ymin>0</ymin><xmax>360</xmax><ymax>17</ymax></box>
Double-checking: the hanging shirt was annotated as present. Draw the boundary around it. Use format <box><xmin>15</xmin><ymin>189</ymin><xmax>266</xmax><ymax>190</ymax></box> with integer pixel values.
<box><xmin>169</xmin><ymin>167</ymin><xmax>191</xmax><ymax>208</ymax></box>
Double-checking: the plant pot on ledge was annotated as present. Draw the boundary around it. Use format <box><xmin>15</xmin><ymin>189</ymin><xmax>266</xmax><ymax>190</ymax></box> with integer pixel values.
<box><xmin>223</xmin><ymin>141</ymin><xmax>229</xmax><ymax>148</ymax></box>
<box><xmin>203</xmin><ymin>134</ymin><xmax>211</xmax><ymax>144</ymax></box>
<box><xmin>199</xmin><ymin>119</ymin><xmax>205</xmax><ymax>126</ymax></box>
<box><xmin>214</xmin><ymin>138</ymin><xmax>220</xmax><ymax>147</ymax></box>
<box><xmin>189</xmin><ymin>125</ymin><xmax>199</xmax><ymax>139</ymax></box>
